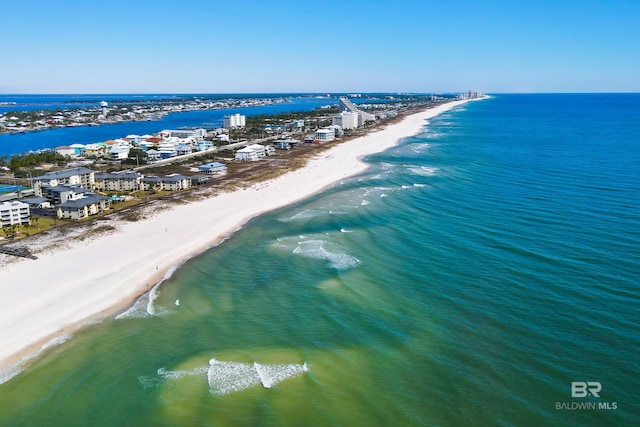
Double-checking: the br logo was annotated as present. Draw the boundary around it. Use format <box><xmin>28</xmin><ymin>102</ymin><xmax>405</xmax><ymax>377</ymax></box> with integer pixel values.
<box><xmin>571</xmin><ymin>382</ymin><xmax>601</xmax><ymax>398</ymax></box>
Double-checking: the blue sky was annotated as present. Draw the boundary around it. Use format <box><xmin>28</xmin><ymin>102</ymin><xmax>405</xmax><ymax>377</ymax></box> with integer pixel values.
<box><xmin>2</xmin><ymin>0</ymin><xmax>639</xmax><ymax>93</ymax></box>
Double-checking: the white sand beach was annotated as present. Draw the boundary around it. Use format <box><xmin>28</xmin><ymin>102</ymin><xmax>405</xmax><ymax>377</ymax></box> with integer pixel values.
<box><xmin>0</xmin><ymin>99</ymin><xmax>473</xmax><ymax>374</ymax></box>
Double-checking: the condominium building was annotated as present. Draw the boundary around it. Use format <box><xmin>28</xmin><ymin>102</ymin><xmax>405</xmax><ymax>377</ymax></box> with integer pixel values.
<box><xmin>332</xmin><ymin>111</ymin><xmax>359</xmax><ymax>130</ymax></box>
<box><xmin>94</xmin><ymin>171</ymin><xmax>143</xmax><ymax>192</ymax></box>
<box><xmin>32</xmin><ymin>167</ymin><xmax>95</xmax><ymax>197</ymax></box>
<box><xmin>0</xmin><ymin>201</ymin><xmax>30</xmax><ymax>227</ymax></box>
<box><xmin>224</xmin><ymin>113</ymin><xmax>246</xmax><ymax>129</ymax></box>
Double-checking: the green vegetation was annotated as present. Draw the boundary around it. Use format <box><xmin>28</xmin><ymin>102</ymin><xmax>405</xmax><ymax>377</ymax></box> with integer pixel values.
<box><xmin>121</xmin><ymin>148</ymin><xmax>147</xmax><ymax>166</ymax></box>
<box><xmin>6</xmin><ymin>151</ymin><xmax>70</xmax><ymax>173</ymax></box>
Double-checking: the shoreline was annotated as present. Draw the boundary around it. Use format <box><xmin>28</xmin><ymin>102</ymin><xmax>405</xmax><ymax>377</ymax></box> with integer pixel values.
<box><xmin>0</xmin><ymin>98</ymin><xmax>479</xmax><ymax>378</ymax></box>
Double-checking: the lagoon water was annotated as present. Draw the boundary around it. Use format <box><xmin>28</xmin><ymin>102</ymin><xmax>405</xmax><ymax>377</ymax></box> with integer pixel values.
<box><xmin>0</xmin><ymin>94</ymin><xmax>638</xmax><ymax>426</ymax></box>
<box><xmin>0</xmin><ymin>95</ymin><xmax>334</xmax><ymax>157</ymax></box>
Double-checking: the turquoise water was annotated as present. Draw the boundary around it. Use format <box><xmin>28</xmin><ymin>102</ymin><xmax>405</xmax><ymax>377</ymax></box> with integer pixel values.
<box><xmin>0</xmin><ymin>185</ymin><xmax>24</xmax><ymax>195</ymax></box>
<box><xmin>0</xmin><ymin>95</ymin><xmax>638</xmax><ymax>426</ymax></box>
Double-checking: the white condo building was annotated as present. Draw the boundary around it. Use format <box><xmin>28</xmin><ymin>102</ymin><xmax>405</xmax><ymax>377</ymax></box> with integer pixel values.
<box><xmin>332</xmin><ymin>111</ymin><xmax>359</xmax><ymax>130</ymax></box>
<box><xmin>224</xmin><ymin>113</ymin><xmax>246</xmax><ymax>129</ymax></box>
<box><xmin>0</xmin><ymin>201</ymin><xmax>31</xmax><ymax>226</ymax></box>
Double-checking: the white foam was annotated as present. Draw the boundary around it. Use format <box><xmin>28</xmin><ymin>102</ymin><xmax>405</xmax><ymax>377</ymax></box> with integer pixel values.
<box><xmin>0</xmin><ymin>334</ymin><xmax>73</xmax><ymax>386</ymax></box>
<box><xmin>413</xmin><ymin>183</ymin><xmax>426</xmax><ymax>187</ymax></box>
<box><xmin>408</xmin><ymin>166</ymin><xmax>438</xmax><ymax>176</ymax></box>
<box><xmin>254</xmin><ymin>362</ymin><xmax>308</xmax><ymax>389</ymax></box>
<box><xmin>283</xmin><ymin>209</ymin><xmax>326</xmax><ymax>221</ymax></box>
<box><xmin>41</xmin><ymin>334</ymin><xmax>72</xmax><ymax>350</ymax></box>
<box><xmin>116</xmin><ymin>293</ymin><xmax>151</xmax><ymax>319</ymax></box>
<box><xmin>175</xmin><ymin>299</ymin><xmax>180</xmax><ymax>306</ymax></box>
<box><xmin>117</xmin><ymin>265</ymin><xmax>178</xmax><ymax>319</ymax></box>
<box><xmin>0</xmin><ymin>364</ymin><xmax>24</xmax><ymax>386</ymax></box>
<box><xmin>292</xmin><ymin>240</ymin><xmax>361</xmax><ymax>270</ymax></box>
<box><xmin>207</xmin><ymin>358</ymin><xmax>308</xmax><ymax>395</ymax></box>
<box><xmin>157</xmin><ymin>366</ymin><xmax>208</xmax><ymax>380</ymax></box>
<box><xmin>208</xmin><ymin>359</ymin><xmax>262</xmax><ymax>395</ymax></box>
<box><xmin>410</xmin><ymin>143</ymin><xmax>430</xmax><ymax>153</ymax></box>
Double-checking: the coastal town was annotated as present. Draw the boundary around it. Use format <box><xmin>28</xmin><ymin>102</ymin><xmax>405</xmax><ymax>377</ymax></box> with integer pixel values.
<box><xmin>0</xmin><ymin>93</ymin><xmax>483</xmax><ymax>249</ymax></box>
<box><xmin>0</xmin><ymin>96</ymin><xmax>288</xmax><ymax>134</ymax></box>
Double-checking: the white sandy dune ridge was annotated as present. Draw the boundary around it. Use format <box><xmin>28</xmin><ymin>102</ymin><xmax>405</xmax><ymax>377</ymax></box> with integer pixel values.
<box><xmin>0</xmin><ymin>98</ymin><xmax>475</xmax><ymax>374</ymax></box>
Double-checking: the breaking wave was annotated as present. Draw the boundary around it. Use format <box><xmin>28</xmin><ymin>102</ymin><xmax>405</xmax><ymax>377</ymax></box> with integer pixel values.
<box><xmin>292</xmin><ymin>239</ymin><xmax>361</xmax><ymax>270</ymax></box>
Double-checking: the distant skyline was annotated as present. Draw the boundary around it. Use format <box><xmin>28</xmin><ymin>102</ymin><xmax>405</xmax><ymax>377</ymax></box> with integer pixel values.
<box><xmin>2</xmin><ymin>0</ymin><xmax>639</xmax><ymax>94</ymax></box>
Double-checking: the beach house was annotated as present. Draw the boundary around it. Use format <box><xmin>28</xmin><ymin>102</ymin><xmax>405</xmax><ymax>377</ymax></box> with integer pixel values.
<box><xmin>247</xmin><ymin>144</ymin><xmax>267</xmax><ymax>158</ymax></box>
<box><xmin>197</xmin><ymin>140</ymin><xmax>214</xmax><ymax>151</ymax></box>
<box><xmin>109</xmin><ymin>146</ymin><xmax>130</xmax><ymax>160</ymax></box>
<box><xmin>235</xmin><ymin>147</ymin><xmax>259</xmax><ymax>161</ymax></box>
<box><xmin>0</xmin><ymin>201</ymin><xmax>30</xmax><ymax>227</ymax></box>
<box><xmin>55</xmin><ymin>146</ymin><xmax>76</xmax><ymax>157</ymax></box>
<box><xmin>198</xmin><ymin>162</ymin><xmax>227</xmax><ymax>175</ymax></box>
<box><xmin>145</xmin><ymin>149</ymin><xmax>161</xmax><ymax>162</ymax></box>
<box><xmin>157</xmin><ymin>141</ymin><xmax>177</xmax><ymax>159</ymax></box>
<box><xmin>314</xmin><ymin>129</ymin><xmax>335</xmax><ymax>143</ymax></box>
<box><xmin>70</xmin><ymin>144</ymin><xmax>87</xmax><ymax>156</ymax></box>
<box><xmin>176</xmin><ymin>143</ymin><xmax>193</xmax><ymax>156</ymax></box>
<box><xmin>84</xmin><ymin>143</ymin><xmax>105</xmax><ymax>157</ymax></box>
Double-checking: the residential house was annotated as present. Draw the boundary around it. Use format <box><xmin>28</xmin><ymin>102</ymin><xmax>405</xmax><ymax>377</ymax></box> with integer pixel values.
<box><xmin>235</xmin><ymin>147</ymin><xmax>259</xmax><ymax>161</ymax></box>
<box><xmin>247</xmin><ymin>144</ymin><xmax>267</xmax><ymax>157</ymax></box>
<box><xmin>197</xmin><ymin>140</ymin><xmax>214</xmax><ymax>151</ymax></box>
<box><xmin>190</xmin><ymin>175</ymin><xmax>211</xmax><ymax>186</ymax></box>
<box><xmin>145</xmin><ymin>149</ymin><xmax>161</xmax><ymax>162</ymax></box>
<box><xmin>84</xmin><ymin>143</ymin><xmax>106</xmax><ymax>157</ymax></box>
<box><xmin>109</xmin><ymin>146</ymin><xmax>130</xmax><ymax>160</ymax></box>
<box><xmin>315</xmin><ymin>129</ymin><xmax>335</xmax><ymax>142</ymax></box>
<box><xmin>55</xmin><ymin>146</ymin><xmax>76</xmax><ymax>157</ymax></box>
<box><xmin>69</xmin><ymin>143</ymin><xmax>87</xmax><ymax>156</ymax></box>
<box><xmin>198</xmin><ymin>162</ymin><xmax>227</xmax><ymax>175</ymax></box>
<box><xmin>275</xmin><ymin>140</ymin><xmax>291</xmax><ymax>150</ymax></box>
<box><xmin>176</xmin><ymin>143</ymin><xmax>193</xmax><ymax>156</ymax></box>
<box><xmin>157</xmin><ymin>141</ymin><xmax>177</xmax><ymax>159</ymax></box>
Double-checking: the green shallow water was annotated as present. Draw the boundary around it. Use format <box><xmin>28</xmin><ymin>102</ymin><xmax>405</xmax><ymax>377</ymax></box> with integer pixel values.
<box><xmin>1</xmin><ymin>95</ymin><xmax>638</xmax><ymax>426</ymax></box>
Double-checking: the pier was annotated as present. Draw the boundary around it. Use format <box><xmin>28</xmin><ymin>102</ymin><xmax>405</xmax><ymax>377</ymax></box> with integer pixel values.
<box><xmin>0</xmin><ymin>245</ymin><xmax>37</xmax><ymax>260</ymax></box>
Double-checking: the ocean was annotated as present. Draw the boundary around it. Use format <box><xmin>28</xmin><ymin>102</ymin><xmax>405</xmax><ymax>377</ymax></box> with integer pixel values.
<box><xmin>0</xmin><ymin>94</ymin><xmax>638</xmax><ymax>426</ymax></box>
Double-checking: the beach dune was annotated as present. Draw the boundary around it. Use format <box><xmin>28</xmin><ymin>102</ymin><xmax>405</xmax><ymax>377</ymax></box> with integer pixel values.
<box><xmin>0</xmin><ymin>99</ymin><xmax>472</xmax><ymax>376</ymax></box>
